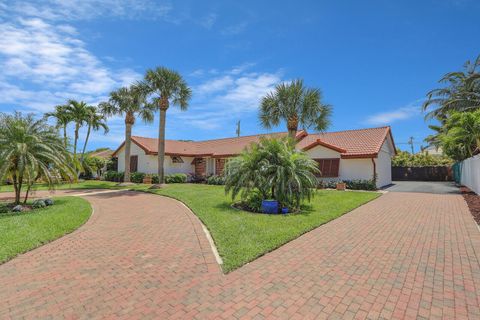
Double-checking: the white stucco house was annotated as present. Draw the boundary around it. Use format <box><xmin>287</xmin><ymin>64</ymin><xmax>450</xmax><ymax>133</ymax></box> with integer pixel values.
<box><xmin>112</xmin><ymin>126</ymin><xmax>396</xmax><ymax>188</ymax></box>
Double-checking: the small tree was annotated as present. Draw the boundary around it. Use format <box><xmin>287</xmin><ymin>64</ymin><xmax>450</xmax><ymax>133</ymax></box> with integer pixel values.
<box><xmin>225</xmin><ymin>138</ymin><xmax>319</xmax><ymax>210</ymax></box>
<box><xmin>0</xmin><ymin>112</ymin><xmax>76</xmax><ymax>204</ymax></box>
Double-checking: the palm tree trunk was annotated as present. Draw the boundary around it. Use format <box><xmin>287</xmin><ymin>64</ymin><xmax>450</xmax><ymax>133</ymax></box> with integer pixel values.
<box><xmin>63</xmin><ymin>125</ymin><xmax>68</xmax><ymax>148</ymax></box>
<box><xmin>12</xmin><ymin>174</ymin><xmax>20</xmax><ymax>205</ymax></box>
<box><xmin>124</xmin><ymin>120</ymin><xmax>133</xmax><ymax>183</ymax></box>
<box><xmin>287</xmin><ymin>116</ymin><xmax>298</xmax><ymax>140</ymax></box>
<box><xmin>73</xmin><ymin>123</ymin><xmax>80</xmax><ymax>157</ymax></box>
<box><xmin>80</xmin><ymin>124</ymin><xmax>92</xmax><ymax>164</ymax></box>
<box><xmin>158</xmin><ymin>108</ymin><xmax>167</xmax><ymax>184</ymax></box>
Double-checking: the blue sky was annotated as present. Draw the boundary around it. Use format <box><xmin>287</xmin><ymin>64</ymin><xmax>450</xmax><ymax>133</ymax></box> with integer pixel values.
<box><xmin>0</xmin><ymin>0</ymin><xmax>479</xmax><ymax>152</ymax></box>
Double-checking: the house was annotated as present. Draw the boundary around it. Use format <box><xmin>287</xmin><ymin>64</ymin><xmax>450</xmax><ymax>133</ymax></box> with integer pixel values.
<box><xmin>112</xmin><ymin>126</ymin><xmax>396</xmax><ymax>188</ymax></box>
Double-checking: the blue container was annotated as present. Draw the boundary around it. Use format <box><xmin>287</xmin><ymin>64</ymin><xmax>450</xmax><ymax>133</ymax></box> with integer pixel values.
<box><xmin>281</xmin><ymin>207</ymin><xmax>289</xmax><ymax>214</ymax></box>
<box><xmin>262</xmin><ymin>200</ymin><xmax>279</xmax><ymax>214</ymax></box>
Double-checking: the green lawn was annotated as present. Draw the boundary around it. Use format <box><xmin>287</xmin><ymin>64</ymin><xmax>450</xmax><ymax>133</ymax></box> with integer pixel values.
<box><xmin>0</xmin><ymin>197</ymin><xmax>92</xmax><ymax>263</ymax></box>
<box><xmin>0</xmin><ymin>180</ymin><xmax>122</xmax><ymax>193</ymax></box>
<box><xmin>149</xmin><ymin>184</ymin><xmax>380</xmax><ymax>272</ymax></box>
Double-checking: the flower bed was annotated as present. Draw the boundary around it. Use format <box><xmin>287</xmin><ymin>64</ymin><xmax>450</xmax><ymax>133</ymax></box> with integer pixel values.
<box><xmin>460</xmin><ymin>186</ymin><xmax>480</xmax><ymax>225</ymax></box>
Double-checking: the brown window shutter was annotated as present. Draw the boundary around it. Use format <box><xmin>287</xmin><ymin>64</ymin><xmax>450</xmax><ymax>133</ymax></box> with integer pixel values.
<box><xmin>315</xmin><ymin>158</ymin><xmax>339</xmax><ymax>178</ymax></box>
<box><xmin>130</xmin><ymin>155</ymin><xmax>138</xmax><ymax>172</ymax></box>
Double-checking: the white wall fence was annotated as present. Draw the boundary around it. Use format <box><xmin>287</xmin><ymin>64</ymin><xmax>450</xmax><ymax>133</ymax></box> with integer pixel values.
<box><xmin>459</xmin><ymin>155</ymin><xmax>480</xmax><ymax>194</ymax></box>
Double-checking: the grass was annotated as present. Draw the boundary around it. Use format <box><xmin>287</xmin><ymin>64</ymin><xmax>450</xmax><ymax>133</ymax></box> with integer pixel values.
<box><xmin>0</xmin><ymin>180</ymin><xmax>122</xmax><ymax>193</ymax></box>
<box><xmin>148</xmin><ymin>184</ymin><xmax>380</xmax><ymax>272</ymax></box>
<box><xmin>0</xmin><ymin>197</ymin><xmax>92</xmax><ymax>264</ymax></box>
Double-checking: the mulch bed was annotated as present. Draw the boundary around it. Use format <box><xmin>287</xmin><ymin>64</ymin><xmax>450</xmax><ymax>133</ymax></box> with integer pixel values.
<box><xmin>460</xmin><ymin>186</ymin><xmax>480</xmax><ymax>225</ymax></box>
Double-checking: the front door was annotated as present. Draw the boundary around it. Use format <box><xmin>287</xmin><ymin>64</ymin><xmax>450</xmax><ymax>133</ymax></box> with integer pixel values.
<box><xmin>130</xmin><ymin>155</ymin><xmax>138</xmax><ymax>172</ymax></box>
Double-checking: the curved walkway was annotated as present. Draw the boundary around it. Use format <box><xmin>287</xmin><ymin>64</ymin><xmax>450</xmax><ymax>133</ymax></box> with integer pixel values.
<box><xmin>1</xmin><ymin>190</ymin><xmax>480</xmax><ymax>319</ymax></box>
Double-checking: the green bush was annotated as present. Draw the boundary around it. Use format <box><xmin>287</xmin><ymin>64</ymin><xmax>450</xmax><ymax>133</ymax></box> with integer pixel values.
<box><xmin>151</xmin><ymin>174</ymin><xmax>159</xmax><ymax>184</ymax></box>
<box><xmin>104</xmin><ymin>170</ymin><xmax>124</xmax><ymax>182</ymax></box>
<box><xmin>344</xmin><ymin>179</ymin><xmax>377</xmax><ymax>191</ymax></box>
<box><xmin>207</xmin><ymin>175</ymin><xmax>225</xmax><ymax>185</ymax></box>
<box><xmin>130</xmin><ymin>172</ymin><xmax>145</xmax><ymax>183</ymax></box>
<box><xmin>165</xmin><ymin>173</ymin><xmax>187</xmax><ymax>184</ymax></box>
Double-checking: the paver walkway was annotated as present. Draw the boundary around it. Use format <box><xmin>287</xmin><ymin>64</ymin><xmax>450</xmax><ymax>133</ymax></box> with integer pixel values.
<box><xmin>0</xmin><ymin>190</ymin><xmax>479</xmax><ymax>319</ymax></box>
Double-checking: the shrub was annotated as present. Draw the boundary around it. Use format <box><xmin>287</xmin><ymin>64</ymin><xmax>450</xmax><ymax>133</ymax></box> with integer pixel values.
<box><xmin>165</xmin><ymin>173</ymin><xmax>187</xmax><ymax>183</ymax></box>
<box><xmin>343</xmin><ymin>179</ymin><xmax>377</xmax><ymax>191</ymax></box>
<box><xmin>207</xmin><ymin>175</ymin><xmax>225</xmax><ymax>185</ymax></box>
<box><xmin>130</xmin><ymin>172</ymin><xmax>145</xmax><ymax>183</ymax></box>
<box><xmin>225</xmin><ymin>138</ymin><xmax>319</xmax><ymax>209</ymax></box>
<box><xmin>151</xmin><ymin>174</ymin><xmax>159</xmax><ymax>184</ymax></box>
<box><xmin>104</xmin><ymin>170</ymin><xmax>124</xmax><ymax>182</ymax></box>
<box><xmin>32</xmin><ymin>199</ymin><xmax>46</xmax><ymax>208</ymax></box>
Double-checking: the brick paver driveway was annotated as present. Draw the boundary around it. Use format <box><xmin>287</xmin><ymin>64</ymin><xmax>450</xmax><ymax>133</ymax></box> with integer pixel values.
<box><xmin>1</xmin><ymin>190</ymin><xmax>479</xmax><ymax>319</ymax></box>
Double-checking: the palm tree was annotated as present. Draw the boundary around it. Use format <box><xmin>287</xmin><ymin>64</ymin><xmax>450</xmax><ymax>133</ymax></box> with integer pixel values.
<box><xmin>141</xmin><ymin>67</ymin><xmax>192</xmax><ymax>184</ymax></box>
<box><xmin>64</xmin><ymin>100</ymin><xmax>89</xmax><ymax>158</ymax></box>
<box><xmin>439</xmin><ymin>110</ymin><xmax>480</xmax><ymax>160</ymax></box>
<box><xmin>225</xmin><ymin>137</ymin><xmax>319</xmax><ymax>210</ymax></box>
<box><xmin>44</xmin><ymin>104</ymin><xmax>72</xmax><ymax>148</ymax></box>
<box><xmin>0</xmin><ymin>112</ymin><xmax>76</xmax><ymax>204</ymax></box>
<box><xmin>422</xmin><ymin>55</ymin><xmax>480</xmax><ymax>119</ymax></box>
<box><xmin>80</xmin><ymin>106</ymin><xmax>109</xmax><ymax>163</ymax></box>
<box><xmin>100</xmin><ymin>85</ymin><xmax>154</xmax><ymax>183</ymax></box>
<box><xmin>259</xmin><ymin>79</ymin><xmax>332</xmax><ymax>139</ymax></box>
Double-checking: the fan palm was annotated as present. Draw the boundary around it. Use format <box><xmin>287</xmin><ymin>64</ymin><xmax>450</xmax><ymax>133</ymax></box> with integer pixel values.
<box><xmin>225</xmin><ymin>138</ymin><xmax>319</xmax><ymax>210</ymax></box>
<box><xmin>64</xmin><ymin>100</ymin><xmax>90</xmax><ymax>158</ymax></box>
<box><xmin>44</xmin><ymin>104</ymin><xmax>72</xmax><ymax>148</ymax></box>
<box><xmin>100</xmin><ymin>85</ymin><xmax>154</xmax><ymax>182</ymax></box>
<box><xmin>140</xmin><ymin>67</ymin><xmax>191</xmax><ymax>184</ymax></box>
<box><xmin>80</xmin><ymin>106</ymin><xmax>109</xmax><ymax>163</ymax></box>
<box><xmin>0</xmin><ymin>112</ymin><xmax>76</xmax><ymax>204</ymax></box>
<box><xmin>260</xmin><ymin>79</ymin><xmax>332</xmax><ymax>139</ymax></box>
<box><xmin>422</xmin><ymin>55</ymin><xmax>480</xmax><ymax>119</ymax></box>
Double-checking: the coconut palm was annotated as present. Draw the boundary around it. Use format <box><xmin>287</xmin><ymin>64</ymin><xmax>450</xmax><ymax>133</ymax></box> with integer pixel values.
<box><xmin>100</xmin><ymin>85</ymin><xmax>154</xmax><ymax>182</ymax></box>
<box><xmin>422</xmin><ymin>55</ymin><xmax>480</xmax><ymax>119</ymax></box>
<box><xmin>260</xmin><ymin>79</ymin><xmax>332</xmax><ymax>139</ymax></box>
<box><xmin>140</xmin><ymin>67</ymin><xmax>192</xmax><ymax>184</ymax></box>
<box><xmin>225</xmin><ymin>137</ymin><xmax>319</xmax><ymax>210</ymax></box>
<box><xmin>64</xmin><ymin>100</ymin><xmax>90</xmax><ymax>158</ymax></box>
<box><xmin>0</xmin><ymin>112</ymin><xmax>76</xmax><ymax>204</ymax></box>
<box><xmin>44</xmin><ymin>104</ymin><xmax>72</xmax><ymax>148</ymax></box>
<box><xmin>80</xmin><ymin>106</ymin><xmax>109</xmax><ymax>163</ymax></box>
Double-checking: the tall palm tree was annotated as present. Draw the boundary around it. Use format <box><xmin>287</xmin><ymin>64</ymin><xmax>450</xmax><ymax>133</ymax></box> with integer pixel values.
<box><xmin>64</xmin><ymin>100</ymin><xmax>89</xmax><ymax>158</ymax></box>
<box><xmin>422</xmin><ymin>55</ymin><xmax>480</xmax><ymax>119</ymax></box>
<box><xmin>80</xmin><ymin>106</ymin><xmax>109</xmax><ymax>163</ymax></box>
<box><xmin>44</xmin><ymin>104</ymin><xmax>72</xmax><ymax>148</ymax></box>
<box><xmin>100</xmin><ymin>85</ymin><xmax>154</xmax><ymax>183</ymax></box>
<box><xmin>0</xmin><ymin>112</ymin><xmax>76</xmax><ymax>204</ymax></box>
<box><xmin>259</xmin><ymin>79</ymin><xmax>332</xmax><ymax>139</ymax></box>
<box><xmin>141</xmin><ymin>67</ymin><xmax>192</xmax><ymax>184</ymax></box>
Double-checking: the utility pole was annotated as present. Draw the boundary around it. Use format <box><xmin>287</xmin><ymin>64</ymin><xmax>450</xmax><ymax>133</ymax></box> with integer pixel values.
<box><xmin>408</xmin><ymin>136</ymin><xmax>414</xmax><ymax>154</ymax></box>
<box><xmin>236</xmin><ymin>120</ymin><xmax>241</xmax><ymax>137</ymax></box>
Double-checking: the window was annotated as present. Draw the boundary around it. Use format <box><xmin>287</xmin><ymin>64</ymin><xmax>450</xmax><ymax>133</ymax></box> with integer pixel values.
<box><xmin>314</xmin><ymin>158</ymin><xmax>340</xmax><ymax>177</ymax></box>
<box><xmin>171</xmin><ymin>156</ymin><xmax>184</xmax><ymax>163</ymax></box>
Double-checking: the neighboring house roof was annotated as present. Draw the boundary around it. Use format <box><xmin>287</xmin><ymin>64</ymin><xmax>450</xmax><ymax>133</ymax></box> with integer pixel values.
<box><xmin>112</xmin><ymin>126</ymin><xmax>395</xmax><ymax>159</ymax></box>
<box><xmin>89</xmin><ymin>149</ymin><xmax>114</xmax><ymax>159</ymax></box>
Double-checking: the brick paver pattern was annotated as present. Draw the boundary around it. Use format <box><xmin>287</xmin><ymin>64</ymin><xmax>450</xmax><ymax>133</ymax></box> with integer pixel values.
<box><xmin>0</xmin><ymin>190</ymin><xmax>479</xmax><ymax>319</ymax></box>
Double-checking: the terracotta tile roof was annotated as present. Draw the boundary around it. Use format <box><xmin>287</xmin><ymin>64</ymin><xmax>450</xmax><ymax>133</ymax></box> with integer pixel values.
<box><xmin>297</xmin><ymin>126</ymin><xmax>394</xmax><ymax>158</ymax></box>
<box><xmin>113</xmin><ymin>127</ymin><xmax>394</xmax><ymax>158</ymax></box>
<box><xmin>88</xmin><ymin>149</ymin><xmax>114</xmax><ymax>159</ymax></box>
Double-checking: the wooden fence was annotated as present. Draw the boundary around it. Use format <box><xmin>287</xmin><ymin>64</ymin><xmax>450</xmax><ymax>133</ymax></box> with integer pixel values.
<box><xmin>391</xmin><ymin>166</ymin><xmax>453</xmax><ymax>181</ymax></box>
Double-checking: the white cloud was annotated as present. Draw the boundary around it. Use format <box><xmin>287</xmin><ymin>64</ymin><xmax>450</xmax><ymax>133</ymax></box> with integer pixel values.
<box><xmin>0</xmin><ymin>0</ymin><xmax>173</xmax><ymax>22</ymax></box>
<box><xmin>365</xmin><ymin>103</ymin><xmax>422</xmax><ymax>125</ymax></box>
<box><xmin>0</xmin><ymin>17</ymin><xmax>141</xmax><ymax>111</ymax></box>
<box><xmin>199</xmin><ymin>13</ymin><xmax>217</xmax><ymax>29</ymax></box>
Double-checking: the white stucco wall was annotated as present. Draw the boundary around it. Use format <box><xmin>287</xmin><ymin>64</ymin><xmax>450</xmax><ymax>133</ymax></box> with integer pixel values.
<box><xmin>304</xmin><ymin>145</ymin><xmax>341</xmax><ymax>159</ymax></box>
<box><xmin>339</xmin><ymin>158</ymin><xmax>374</xmax><ymax>181</ymax></box>
<box><xmin>375</xmin><ymin>138</ymin><xmax>394</xmax><ymax>188</ymax></box>
<box><xmin>116</xmin><ymin>143</ymin><xmax>195</xmax><ymax>175</ymax></box>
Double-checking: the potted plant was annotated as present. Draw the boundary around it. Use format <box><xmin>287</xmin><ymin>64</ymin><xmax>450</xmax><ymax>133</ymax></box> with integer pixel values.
<box><xmin>336</xmin><ymin>181</ymin><xmax>346</xmax><ymax>191</ymax></box>
<box><xmin>261</xmin><ymin>199</ymin><xmax>279</xmax><ymax>214</ymax></box>
<box><xmin>143</xmin><ymin>174</ymin><xmax>153</xmax><ymax>184</ymax></box>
